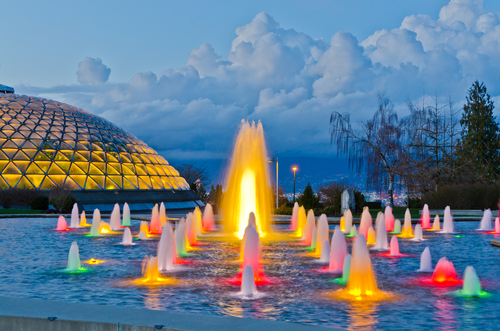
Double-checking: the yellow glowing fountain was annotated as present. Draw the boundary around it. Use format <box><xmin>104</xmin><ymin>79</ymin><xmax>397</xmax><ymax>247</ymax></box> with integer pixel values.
<box><xmin>221</xmin><ymin>120</ymin><xmax>273</xmax><ymax>239</ymax></box>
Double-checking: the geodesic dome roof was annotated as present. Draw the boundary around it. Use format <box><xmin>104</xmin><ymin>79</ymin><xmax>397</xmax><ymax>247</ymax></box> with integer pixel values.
<box><xmin>0</xmin><ymin>93</ymin><xmax>190</xmax><ymax>191</ymax></box>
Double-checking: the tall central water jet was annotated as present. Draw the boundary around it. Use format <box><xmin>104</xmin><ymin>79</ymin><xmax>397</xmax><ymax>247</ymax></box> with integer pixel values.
<box><xmin>221</xmin><ymin>120</ymin><xmax>272</xmax><ymax>239</ymax></box>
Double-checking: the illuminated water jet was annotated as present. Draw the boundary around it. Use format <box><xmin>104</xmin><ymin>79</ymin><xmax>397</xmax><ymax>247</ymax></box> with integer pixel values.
<box><xmin>374</xmin><ymin>213</ymin><xmax>388</xmax><ymax>250</ymax></box>
<box><xmin>160</xmin><ymin>202</ymin><xmax>167</xmax><ymax>228</ymax></box>
<box><xmin>412</xmin><ymin>224</ymin><xmax>423</xmax><ymax>241</ymax></box>
<box><xmin>367</xmin><ymin>227</ymin><xmax>376</xmax><ymax>245</ymax></box>
<box><xmin>432</xmin><ymin>257</ymin><xmax>460</xmax><ymax>285</ymax></box>
<box><xmin>80</xmin><ymin>210</ymin><xmax>90</xmax><ymax>227</ymax></box>
<box><xmin>392</xmin><ymin>220</ymin><xmax>401</xmax><ymax>234</ymax></box>
<box><xmin>442</xmin><ymin>206</ymin><xmax>454</xmax><ymax>233</ymax></box>
<box><xmin>121</xmin><ymin>228</ymin><xmax>135</xmax><ymax>245</ymax></box>
<box><xmin>186</xmin><ymin>213</ymin><xmax>197</xmax><ymax>245</ymax></box>
<box><xmin>240</xmin><ymin>265</ymin><xmax>258</xmax><ymax>296</ymax></box>
<box><xmin>398</xmin><ymin>209</ymin><xmax>414</xmax><ymax>238</ymax></box>
<box><xmin>175</xmin><ymin>218</ymin><xmax>189</xmax><ymax>257</ymax></box>
<box><xmin>478</xmin><ymin>209</ymin><xmax>493</xmax><ymax>231</ymax></box>
<box><xmin>329</xmin><ymin>225</ymin><xmax>347</xmax><ymax>272</ymax></box>
<box><xmin>289</xmin><ymin>202</ymin><xmax>299</xmax><ymax>231</ymax></box>
<box><xmin>122</xmin><ymin>202</ymin><xmax>131</xmax><ymax>226</ymax></box>
<box><xmin>417</xmin><ymin>247</ymin><xmax>432</xmax><ymax>272</ymax></box>
<box><xmin>194</xmin><ymin>207</ymin><xmax>203</xmax><ymax>237</ymax></box>
<box><xmin>344</xmin><ymin>209</ymin><xmax>353</xmax><ymax>234</ymax></box>
<box><xmin>302</xmin><ymin>210</ymin><xmax>316</xmax><ymax>246</ymax></box>
<box><xmin>347</xmin><ymin>225</ymin><xmax>357</xmax><ymax>238</ymax></box>
<box><xmin>431</xmin><ymin>215</ymin><xmax>441</xmax><ymax>231</ymax></box>
<box><xmin>202</xmin><ymin>204</ymin><xmax>215</xmax><ymax>231</ymax></box>
<box><xmin>139</xmin><ymin>221</ymin><xmax>149</xmax><ymax>237</ymax></box>
<box><xmin>315</xmin><ymin>214</ymin><xmax>329</xmax><ymax>257</ymax></box>
<box><xmin>310</xmin><ymin>227</ymin><xmax>317</xmax><ymax>250</ymax></box>
<box><xmin>385</xmin><ymin>206</ymin><xmax>395</xmax><ymax>232</ymax></box>
<box><xmin>135</xmin><ymin>255</ymin><xmax>174</xmax><ymax>285</ymax></box>
<box><xmin>221</xmin><ymin>120</ymin><xmax>273</xmax><ymax>239</ymax></box>
<box><xmin>149</xmin><ymin>204</ymin><xmax>162</xmax><ymax>234</ymax></box>
<box><xmin>90</xmin><ymin>209</ymin><xmax>102</xmax><ymax>237</ymax></box>
<box><xmin>496</xmin><ymin>218</ymin><xmax>500</xmax><ymax>233</ymax></box>
<box><xmin>333</xmin><ymin>254</ymin><xmax>351</xmax><ymax>285</ymax></box>
<box><xmin>241</xmin><ymin>213</ymin><xmax>258</xmax><ymax>259</ymax></box>
<box><xmin>421</xmin><ymin>204</ymin><xmax>431</xmax><ymax>229</ymax></box>
<box><xmin>389</xmin><ymin>236</ymin><xmax>400</xmax><ymax>256</ymax></box>
<box><xmin>70</xmin><ymin>203</ymin><xmax>79</xmax><ymax>228</ymax></box>
<box><xmin>241</xmin><ymin>227</ymin><xmax>264</xmax><ymax>282</ymax></box>
<box><xmin>110</xmin><ymin>203</ymin><xmax>121</xmax><ymax>231</ymax></box>
<box><xmin>296</xmin><ymin>206</ymin><xmax>307</xmax><ymax>238</ymax></box>
<box><xmin>138</xmin><ymin>231</ymin><xmax>148</xmax><ymax>240</ymax></box>
<box><xmin>157</xmin><ymin>222</ymin><xmax>177</xmax><ymax>272</ymax></box>
<box><xmin>453</xmin><ymin>266</ymin><xmax>488</xmax><ymax>297</ymax></box>
<box><xmin>319</xmin><ymin>240</ymin><xmax>330</xmax><ymax>263</ymax></box>
<box><xmin>56</xmin><ymin>216</ymin><xmax>68</xmax><ymax>231</ymax></box>
<box><xmin>340</xmin><ymin>216</ymin><xmax>345</xmax><ymax>232</ymax></box>
<box><xmin>359</xmin><ymin>207</ymin><xmax>372</xmax><ymax>238</ymax></box>
<box><xmin>66</xmin><ymin>241</ymin><xmax>81</xmax><ymax>271</ymax></box>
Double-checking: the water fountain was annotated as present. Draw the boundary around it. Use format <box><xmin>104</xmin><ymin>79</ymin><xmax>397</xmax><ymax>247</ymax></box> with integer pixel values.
<box><xmin>367</xmin><ymin>227</ymin><xmax>376</xmax><ymax>245</ymax></box>
<box><xmin>392</xmin><ymin>220</ymin><xmax>402</xmax><ymax>234</ymax></box>
<box><xmin>80</xmin><ymin>210</ymin><xmax>90</xmax><ymax>227</ymax></box>
<box><xmin>121</xmin><ymin>228</ymin><xmax>135</xmax><ymax>245</ymax></box>
<box><xmin>496</xmin><ymin>218</ymin><xmax>500</xmax><ymax>233</ymax></box>
<box><xmin>160</xmin><ymin>202</ymin><xmax>167</xmax><ymax>228</ymax></box>
<box><xmin>241</xmin><ymin>213</ymin><xmax>258</xmax><ymax>259</ymax></box>
<box><xmin>412</xmin><ymin>224</ymin><xmax>423</xmax><ymax>241</ymax></box>
<box><xmin>333</xmin><ymin>254</ymin><xmax>351</xmax><ymax>285</ymax></box>
<box><xmin>348</xmin><ymin>225</ymin><xmax>357</xmax><ymax>238</ymax></box>
<box><xmin>431</xmin><ymin>257</ymin><xmax>460</xmax><ymax>285</ymax></box>
<box><xmin>344</xmin><ymin>209</ymin><xmax>353</xmax><ymax>234</ymax></box>
<box><xmin>442</xmin><ymin>206</ymin><xmax>454</xmax><ymax>233</ymax></box>
<box><xmin>157</xmin><ymin>222</ymin><xmax>177</xmax><ymax>272</ymax></box>
<box><xmin>241</xmin><ymin>227</ymin><xmax>264</xmax><ymax>282</ymax></box>
<box><xmin>359</xmin><ymin>207</ymin><xmax>372</xmax><ymax>238</ymax></box>
<box><xmin>296</xmin><ymin>206</ymin><xmax>307</xmax><ymax>238</ymax></box>
<box><xmin>110</xmin><ymin>203</ymin><xmax>121</xmax><ymax>231</ymax></box>
<box><xmin>135</xmin><ymin>255</ymin><xmax>173</xmax><ymax>285</ymax></box>
<box><xmin>478</xmin><ymin>209</ymin><xmax>493</xmax><ymax>231</ymax></box>
<box><xmin>221</xmin><ymin>120</ymin><xmax>273</xmax><ymax>239</ymax></box>
<box><xmin>315</xmin><ymin>214</ymin><xmax>329</xmax><ymax>257</ymax></box>
<box><xmin>385</xmin><ymin>206</ymin><xmax>395</xmax><ymax>232</ymax></box>
<box><xmin>289</xmin><ymin>202</ymin><xmax>299</xmax><ymax>231</ymax></box>
<box><xmin>70</xmin><ymin>203</ymin><xmax>79</xmax><ymax>228</ymax></box>
<box><xmin>421</xmin><ymin>204</ymin><xmax>431</xmax><ymax>229</ymax></box>
<box><xmin>310</xmin><ymin>227</ymin><xmax>317</xmax><ymax>250</ymax></box>
<box><xmin>149</xmin><ymin>204</ymin><xmax>162</xmax><ymax>234</ymax></box>
<box><xmin>56</xmin><ymin>216</ymin><xmax>68</xmax><ymax>231</ymax></box>
<box><xmin>374</xmin><ymin>213</ymin><xmax>388</xmax><ymax>250</ymax></box>
<box><xmin>453</xmin><ymin>266</ymin><xmax>487</xmax><ymax>297</ymax></box>
<box><xmin>122</xmin><ymin>202</ymin><xmax>131</xmax><ymax>226</ymax></box>
<box><xmin>340</xmin><ymin>216</ymin><xmax>345</xmax><ymax>232</ymax></box>
<box><xmin>329</xmin><ymin>225</ymin><xmax>347</xmax><ymax>272</ymax></box>
<box><xmin>138</xmin><ymin>231</ymin><xmax>148</xmax><ymax>240</ymax></box>
<box><xmin>66</xmin><ymin>241</ymin><xmax>82</xmax><ymax>271</ymax></box>
<box><xmin>399</xmin><ymin>209</ymin><xmax>414</xmax><ymax>238</ymax></box>
<box><xmin>417</xmin><ymin>247</ymin><xmax>432</xmax><ymax>272</ymax></box>
<box><xmin>186</xmin><ymin>213</ymin><xmax>197</xmax><ymax>246</ymax></box>
<box><xmin>240</xmin><ymin>265</ymin><xmax>258</xmax><ymax>296</ymax></box>
<box><xmin>139</xmin><ymin>221</ymin><xmax>150</xmax><ymax>239</ymax></box>
<box><xmin>302</xmin><ymin>210</ymin><xmax>316</xmax><ymax>246</ymax></box>
<box><xmin>194</xmin><ymin>207</ymin><xmax>203</xmax><ymax>237</ymax></box>
<box><xmin>175</xmin><ymin>218</ymin><xmax>189</xmax><ymax>257</ymax></box>
<box><xmin>319</xmin><ymin>240</ymin><xmax>330</xmax><ymax>263</ymax></box>
<box><xmin>336</xmin><ymin>234</ymin><xmax>386</xmax><ymax>300</ymax></box>
<box><xmin>202</xmin><ymin>204</ymin><xmax>215</xmax><ymax>231</ymax></box>
<box><xmin>389</xmin><ymin>236</ymin><xmax>400</xmax><ymax>256</ymax></box>
<box><xmin>431</xmin><ymin>215</ymin><xmax>440</xmax><ymax>231</ymax></box>
<box><xmin>90</xmin><ymin>209</ymin><xmax>108</xmax><ymax>236</ymax></box>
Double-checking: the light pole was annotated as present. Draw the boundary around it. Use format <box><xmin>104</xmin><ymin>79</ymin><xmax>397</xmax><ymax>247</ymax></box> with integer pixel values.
<box><xmin>292</xmin><ymin>166</ymin><xmax>297</xmax><ymax>203</ymax></box>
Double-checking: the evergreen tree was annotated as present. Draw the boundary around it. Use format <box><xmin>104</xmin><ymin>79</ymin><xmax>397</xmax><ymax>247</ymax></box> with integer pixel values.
<box><xmin>460</xmin><ymin>81</ymin><xmax>500</xmax><ymax>181</ymax></box>
<box><xmin>297</xmin><ymin>183</ymin><xmax>321</xmax><ymax>210</ymax></box>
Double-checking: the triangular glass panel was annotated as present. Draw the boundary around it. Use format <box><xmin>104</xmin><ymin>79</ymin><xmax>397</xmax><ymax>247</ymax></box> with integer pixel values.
<box><xmin>105</xmin><ymin>177</ymin><xmax>120</xmax><ymax>190</ymax></box>
<box><xmin>70</xmin><ymin>175</ymin><xmax>86</xmax><ymax>189</ymax></box>
<box><xmin>2</xmin><ymin>162</ymin><xmax>21</xmax><ymax>174</ymax></box>
<box><xmin>13</xmin><ymin>161</ymin><xmax>30</xmax><ymax>173</ymax></box>
<box><xmin>135</xmin><ymin>164</ymin><xmax>148</xmax><ymax>176</ymax></box>
<box><xmin>14</xmin><ymin>151</ymin><xmax>30</xmax><ymax>161</ymax></box>
<box><xmin>55</xmin><ymin>161</ymin><xmax>71</xmax><ymax>173</ymax></box>
<box><xmin>54</xmin><ymin>151</ymin><xmax>70</xmax><ymax>161</ymax></box>
<box><xmin>106</xmin><ymin>153</ymin><xmax>119</xmax><ymax>162</ymax></box>
<box><xmin>48</xmin><ymin>175</ymin><xmax>66</xmax><ymax>187</ymax></box>
<box><xmin>106</xmin><ymin>164</ymin><xmax>120</xmax><ymax>175</ymax></box>
<box><xmin>0</xmin><ymin>176</ymin><xmax>8</xmax><ymax>189</ymax></box>
<box><xmin>119</xmin><ymin>153</ymin><xmax>132</xmax><ymax>162</ymax></box>
<box><xmin>69</xmin><ymin>163</ymin><xmax>86</xmax><ymax>175</ymax></box>
<box><xmin>90</xmin><ymin>153</ymin><xmax>104</xmax><ymax>162</ymax></box>
<box><xmin>109</xmin><ymin>175</ymin><xmax>122</xmax><ymax>188</ymax></box>
<box><xmin>25</xmin><ymin>162</ymin><xmax>44</xmax><ymax>174</ymax></box>
<box><xmin>139</xmin><ymin>176</ymin><xmax>152</xmax><ymax>188</ymax></box>
<box><xmin>26</xmin><ymin>175</ymin><xmax>44</xmax><ymax>189</ymax></box>
<box><xmin>122</xmin><ymin>163</ymin><xmax>135</xmax><ymax>175</ymax></box>
<box><xmin>122</xmin><ymin>177</ymin><xmax>136</xmax><ymax>190</ymax></box>
<box><xmin>3</xmin><ymin>174</ymin><xmax>21</xmax><ymax>187</ymax></box>
<box><xmin>146</xmin><ymin>165</ymin><xmax>158</xmax><ymax>176</ymax></box>
<box><xmin>90</xmin><ymin>175</ymin><xmax>105</xmax><ymax>188</ymax></box>
<box><xmin>22</xmin><ymin>141</ymin><xmax>36</xmax><ymax>149</ymax></box>
<box><xmin>75</xmin><ymin>162</ymin><xmax>90</xmax><ymax>173</ymax></box>
<box><xmin>17</xmin><ymin>176</ymin><xmax>34</xmax><ymax>189</ymax></box>
<box><xmin>64</xmin><ymin>177</ymin><xmax>79</xmax><ymax>190</ymax></box>
<box><xmin>0</xmin><ymin>161</ymin><xmax>9</xmax><ymax>173</ymax></box>
<box><xmin>48</xmin><ymin>163</ymin><xmax>66</xmax><ymax>175</ymax></box>
<box><xmin>88</xmin><ymin>163</ymin><xmax>104</xmax><ymax>175</ymax></box>
<box><xmin>36</xmin><ymin>161</ymin><xmax>51</xmax><ymax>173</ymax></box>
<box><xmin>125</xmin><ymin>175</ymin><xmax>139</xmax><ymax>187</ymax></box>
<box><xmin>161</xmin><ymin>176</ymin><xmax>173</xmax><ymax>189</ymax></box>
<box><xmin>2</xmin><ymin>140</ymin><xmax>17</xmax><ymax>149</ymax></box>
<box><xmin>151</xmin><ymin>176</ymin><xmax>163</xmax><ymax>190</ymax></box>
<box><xmin>34</xmin><ymin>151</ymin><xmax>51</xmax><ymax>161</ymax></box>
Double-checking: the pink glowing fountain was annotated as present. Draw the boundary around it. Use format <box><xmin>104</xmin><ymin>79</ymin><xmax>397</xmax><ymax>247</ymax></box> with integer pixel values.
<box><xmin>56</xmin><ymin>216</ymin><xmax>68</xmax><ymax>231</ymax></box>
<box><xmin>431</xmin><ymin>257</ymin><xmax>461</xmax><ymax>285</ymax></box>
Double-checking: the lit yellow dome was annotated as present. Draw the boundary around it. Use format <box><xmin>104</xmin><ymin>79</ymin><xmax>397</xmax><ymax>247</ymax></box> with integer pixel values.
<box><xmin>0</xmin><ymin>93</ymin><xmax>190</xmax><ymax>191</ymax></box>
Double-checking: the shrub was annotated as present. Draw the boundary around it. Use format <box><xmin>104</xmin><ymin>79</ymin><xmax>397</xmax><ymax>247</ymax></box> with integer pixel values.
<box><xmin>31</xmin><ymin>196</ymin><xmax>49</xmax><ymax>210</ymax></box>
<box><xmin>422</xmin><ymin>184</ymin><xmax>500</xmax><ymax>210</ymax></box>
<box><xmin>365</xmin><ymin>201</ymin><xmax>382</xmax><ymax>209</ymax></box>
<box><xmin>49</xmin><ymin>182</ymin><xmax>76</xmax><ymax>212</ymax></box>
<box><xmin>0</xmin><ymin>188</ymin><xmax>40</xmax><ymax>209</ymax></box>
<box><xmin>323</xmin><ymin>206</ymin><xmax>336</xmax><ymax>217</ymax></box>
<box><xmin>297</xmin><ymin>183</ymin><xmax>321</xmax><ymax>210</ymax></box>
<box><xmin>275</xmin><ymin>204</ymin><xmax>293</xmax><ymax>215</ymax></box>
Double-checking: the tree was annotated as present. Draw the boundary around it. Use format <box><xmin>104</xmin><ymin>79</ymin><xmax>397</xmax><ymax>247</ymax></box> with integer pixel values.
<box><xmin>297</xmin><ymin>183</ymin><xmax>321</xmax><ymax>210</ymax></box>
<box><xmin>317</xmin><ymin>181</ymin><xmax>348</xmax><ymax>211</ymax></box>
<box><xmin>176</xmin><ymin>162</ymin><xmax>211</xmax><ymax>187</ymax></box>
<box><xmin>459</xmin><ymin>81</ymin><xmax>500</xmax><ymax>182</ymax></box>
<box><xmin>330</xmin><ymin>93</ymin><xmax>403</xmax><ymax>207</ymax></box>
<box><xmin>208</xmin><ymin>184</ymin><xmax>223</xmax><ymax>214</ymax></box>
<box><xmin>271</xmin><ymin>185</ymin><xmax>288</xmax><ymax>208</ymax></box>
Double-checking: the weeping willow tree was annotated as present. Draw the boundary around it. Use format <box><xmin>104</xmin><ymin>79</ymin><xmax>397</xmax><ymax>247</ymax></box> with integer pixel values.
<box><xmin>330</xmin><ymin>93</ymin><xmax>402</xmax><ymax>207</ymax></box>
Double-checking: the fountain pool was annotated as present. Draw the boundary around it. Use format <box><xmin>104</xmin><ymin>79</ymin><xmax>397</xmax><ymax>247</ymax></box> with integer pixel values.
<box><xmin>0</xmin><ymin>218</ymin><xmax>499</xmax><ymax>330</ymax></box>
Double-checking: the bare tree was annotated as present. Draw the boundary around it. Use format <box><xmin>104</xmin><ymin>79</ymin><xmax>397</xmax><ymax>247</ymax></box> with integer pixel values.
<box><xmin>176</xmin><ymin>162</ymin><xmax>211</xmax><ymax>188</ymax></box>
<box><xmin>330</xmin><ymin>93</ymin><xmax>403</xmax><ymax>207</ymax></box>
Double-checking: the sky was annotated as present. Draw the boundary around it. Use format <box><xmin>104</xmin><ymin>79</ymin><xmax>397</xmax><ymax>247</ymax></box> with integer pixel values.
<box><xmin>3</xmin><ymin>0</ymin><xmax>500</xmax><ymax>192</ymax></box>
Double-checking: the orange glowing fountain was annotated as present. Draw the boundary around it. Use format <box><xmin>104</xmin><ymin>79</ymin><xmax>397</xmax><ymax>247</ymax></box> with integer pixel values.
<box><xmin>221</xmin><ymin>120</ymin><xmax>273</xmax><ymax>239</ymax></box>
<box><xmin>134</xmin><ymin>255</ymin><xmax>176</xmax><ymax>286</ymax></box>
<box><xmin>333</xmin><ymin>234</ymin><xmax>389</xmax><ymax>301</ymax></box>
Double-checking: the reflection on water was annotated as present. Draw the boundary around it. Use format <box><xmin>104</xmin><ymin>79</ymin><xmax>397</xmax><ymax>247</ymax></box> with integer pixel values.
<box><xmin>434</xmin><ymin>298</ymin><xmax>458</xmax><ymax>331</ymax></box>
<box><xmin>144</xmin><ymin>288</ymin><xmax>161</xmax><ymax>310</ymax></box>
<box><xmin>348</xmin><ymin>301</ymin><xmax>378</xmax><ymax>331</ymax></box>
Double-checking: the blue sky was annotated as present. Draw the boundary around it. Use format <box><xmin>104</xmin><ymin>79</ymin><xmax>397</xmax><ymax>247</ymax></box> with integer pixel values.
<box><xmin>3</xmin><ymin>0</ymin><xmax>500</xmax><ymax>192</ymax></box>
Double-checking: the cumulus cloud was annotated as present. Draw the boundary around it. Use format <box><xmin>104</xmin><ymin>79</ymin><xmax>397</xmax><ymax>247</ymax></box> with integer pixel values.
<box><xmin>19</xmin><ymin>0</ymin><xmax>500</xmax><ymax>160</ymax></box>
<box><xmin>76</xmin><ymin>57</ymin><xmax>111</xmax><ymax>85</ymax></box>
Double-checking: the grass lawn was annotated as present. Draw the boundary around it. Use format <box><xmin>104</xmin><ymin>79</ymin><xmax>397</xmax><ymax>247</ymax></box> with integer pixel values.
<box><xmin>0</xmin><ymin>209</ymin><xmax>45</xmax><ymax>215</ymax></box>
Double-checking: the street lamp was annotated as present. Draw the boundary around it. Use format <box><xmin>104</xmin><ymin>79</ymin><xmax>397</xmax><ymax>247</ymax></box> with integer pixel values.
<box><xmin>292</xmin><ymin>166</ymin><xmax>298</xmax><ymax>203</ymax></box>
<box><xmin>267</xmin><ymin>157</ymin><xmax>278</xmax><ymax>209</ymax></box>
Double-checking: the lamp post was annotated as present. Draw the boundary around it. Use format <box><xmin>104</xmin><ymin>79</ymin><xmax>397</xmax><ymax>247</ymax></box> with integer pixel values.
<box><xmin>292</xmin><ymin>166</ymin><xmax>297</xmax><ymax>203</ymax></box>
<box><xmin>267</xmin><ymin>157</ymin><xmax>279</xmax><ymax>209</ymax></box>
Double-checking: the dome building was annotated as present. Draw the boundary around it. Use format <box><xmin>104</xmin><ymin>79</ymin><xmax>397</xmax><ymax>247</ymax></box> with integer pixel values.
<box><xmin>0</xmin><ymin>85</ymin><xmax>202</xmax><ymax>212</ymax></box>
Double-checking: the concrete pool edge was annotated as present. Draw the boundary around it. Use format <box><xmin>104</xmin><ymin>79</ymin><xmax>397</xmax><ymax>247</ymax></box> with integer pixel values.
<box><xmin>0</xmin><ymin>296</ymin><xmax>334</xmax><ymax>331</ymax></box>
